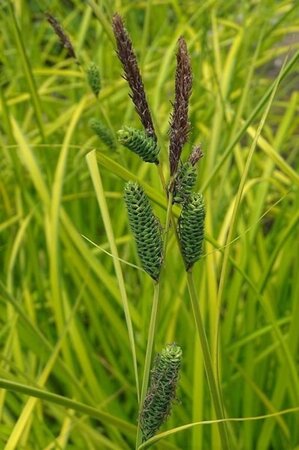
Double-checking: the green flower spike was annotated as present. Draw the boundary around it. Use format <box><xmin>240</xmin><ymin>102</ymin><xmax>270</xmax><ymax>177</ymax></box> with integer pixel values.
<box><xmin>178</xmin><ymin>193</ymin><xmax>205</xmax><ymax>270</ymax></box>
<box><xmin>118</xmin><ymin>127</ymin><xmax>159</xmax><ymax>164</ymax></box>
<box><xmin>172</xmin><ymin>161</ymin><xmax>197</xmax><ymax>204</ymax></box>
<box><xmin>140</xmin><ymin>343</ymin><xmax>182</xmax><ymax>442</ymax></box>
<box><xmin>87</xmin><ymin>62</ymin><xmax>101</xmax><ymax>97</ymax></box>
<box><xmin>124</xmin><ymin>182</ymin><xmax>163</xmax><ymax>281</ymax></box>
<box><xmin>89</xmin><ymin>118</ymin><xmax>116</xmax><ymax>150</ymax></box>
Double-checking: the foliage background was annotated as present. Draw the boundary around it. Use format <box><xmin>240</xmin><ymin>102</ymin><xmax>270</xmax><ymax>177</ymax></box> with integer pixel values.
<box><xmin>0</xmin><ymin>0</ymin><xmax>299</xmax><ymax>449</ymax></box>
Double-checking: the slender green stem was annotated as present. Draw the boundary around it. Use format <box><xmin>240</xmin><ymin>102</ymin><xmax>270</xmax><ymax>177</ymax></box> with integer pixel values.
<box><xmin>163</xmin><ymin>190</ymin><xmax>174</xmax><ymax>256</ymax></box>
<box><xmin>156</xmin><ymin>161</ymin><xmax>230</xmax><ymax>448</ymax></box>
<box><xmin>135</xmin><ymin>163</ymin><xmax>175</xmax><ymax>447</ymax></box>
<box><xmin>157</xmin><ymin>162</ymin><xmax>167</xmax><ymax>191</ymax></box>
<box><xmin>136</xmin><ymin>281</ymin><xmax>160</xmax><ymax>449</ymax></box>
<box><xmin>8</xmin><ymin>3</ymin><xmax>45</xmax><ymax>142</ymax></box>
<box><xmin>187</xmin><ymin>271</ymin><xmax>230</xmax><ymax>450</ymax></box>
<box><xmin>0</xmin><ymin>378</ymin><xmax>135</xmax><ymax>434</ymax></box>
<box><xmin>156</xmin><ymin>164</ymin><xmax>174</xmax><ymax>254</ymax></box>
<box><xmin>86</xmin><ymin>151</ymin><xmax>140</xmax><ymax>403</ymax></box>
<box><xmin>86</xmin><ymin>0</ymin><xmax>115</xmax><ymax>43</ymax></box>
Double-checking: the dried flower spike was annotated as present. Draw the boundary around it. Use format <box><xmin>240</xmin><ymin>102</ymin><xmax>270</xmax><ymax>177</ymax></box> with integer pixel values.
<box><xmin>89</xmin><ymin>118</ymin><xmax>116</xmax><ymax>150</ymax></box>
<box><xmin>87</xmin><ymin>62</ymin><xmax>101</xmax><ymax>97</ymax></box>
<box><xmin>188</xmin><ymin>145</ymin><xmax>203</xmax><ymax>166</ymax></box>
<box><xmin>124</xmin><ymin>182</ymin><xmax>163</xmax><ymax>281</ymax></box>
<box><xmin>140</xmin><ymin>343</ymin><xmax>182</xmax><ymax>442</ymax></box>
<box><xmin>118</xmin><ymin>127</ymin><xmax>159</xmax><ymax>164</ymax></box>
<box><xmin>112</xmin><ymin>14</ymin><xmax>156</xmax><ymax>140</ymax></box>
<box><xmin>45</xmin><ymin>12</ymin><xmax>76</xmax><ymax>60</ymax></box>
<box><xmin>169</xmin><ymin>37</ymin><xmax>192</xmax><ymax>177</ymax></box>
<box><xmin>178</xmin><ymin>193</ymin><xmax>205</xmax><ymax>270</ymax></box>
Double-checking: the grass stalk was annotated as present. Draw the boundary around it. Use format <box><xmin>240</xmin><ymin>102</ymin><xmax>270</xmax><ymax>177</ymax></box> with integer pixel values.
<box><xmin>135</xmin><ymin>164</ymin><xmax>176</xmax><ymax>448</ymax></box>
<box><xmin>156</xmin><ymin>160</ymin><xmax>230</xmax><ymax>448</ymax></box>
<box><xmin>0</xmin><ymin>378</ymin><xmax>135</xmax><ymax>435</ymax></box>
<box><xmin>136</xmin><ymin>281</ymin><xmax>160</xmax><ymax>449</ymax></box>
<box><xmin>156</xmin><ymin>164</ymin><xmax>176</xmax><ymax>253</ymax></box>
<box><xmin>163</xmin><ymin>188</ymin><xmax>174</xmax><ymax>256</ymax></box>
<box><xmin>86</xmin><ymin>150</ymin><xmax>140</xmax><ymax>402</ymax></box>
<box><xmin>186</xmin><ymin>271</ymin><xmax>230</xmax><ymax>450</ymax></box>
<box><xmin>201</xmin><ymin>50</ymin><xmax>299</xmax><ymax>192</ymax></box>
<box><xmin>8</xmin><ymin>3</ymin><xmax>45</xmax><ymax>142</ymax></box>
<box><xmin>86</xmin><ymin>0</ymin><xmax>115</xmax><ymax>43</ymax></box>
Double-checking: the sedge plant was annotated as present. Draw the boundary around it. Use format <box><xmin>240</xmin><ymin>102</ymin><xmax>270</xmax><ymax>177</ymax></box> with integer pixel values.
<box><xmin>109</xmin><ymin>13</ymin><xmax>231</xmax><ymax>449</ymax></box>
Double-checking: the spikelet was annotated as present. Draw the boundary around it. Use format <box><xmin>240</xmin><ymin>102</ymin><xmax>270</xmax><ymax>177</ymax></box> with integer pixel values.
<box><xmin>188</xmin><ymin>144</ymin><xmax>203</xmax><ymax>166</ymax></box>
<box><xmin>112</xmin><ymin>14</ymin><xmax>157</xmax><ymax>140</ymax></box>
<box><xmin>172</xmin><ymin>161</ymin><xmax>197</xmax><ymax>204</ymax></box>
<box><xmin>169</xmin><ymin>37</ymin><xmax>192</xmax><ymax>176</ymax></box>
<box><xmin>124</xmin><ymin>182</ymin><xmax>163</xmax><ymax>281</ymax></box>
<box><xmin>45</xmin><ymin>12</ymin><xmax>76</xmax><ymax>60</ymax></box>
<box><xmin>89</xmin><ymin>118</ymin><xmax>116</xmax><ymax>150</ymax></box>
<box><xmin>140</xmin><ymin>343</ymin><xmax>182</xmax><ymax>442</ymax></box>
<box><xmin>118</xmin><ymin>127</ymin><xmax>159</xmax><ymax>164</ymax></box>
<box><xmin>178</xmin><ymin>193</ymin><xmax>205</xmax><ymax>270</ymax></box>
<box><xmin>87</xmin><ymin>62</ymin><xmax>101</xmax><ymax>97</ymax></box>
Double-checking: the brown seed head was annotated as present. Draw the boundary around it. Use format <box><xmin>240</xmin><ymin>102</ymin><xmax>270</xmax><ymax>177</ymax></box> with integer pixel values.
<box><xmin>188</xmin><ymin>145</ymin><xmax>203</xmax><ymax>166</ymax></box>
<box><xmin>169</xmin><ymin>37</ymin><xmax>192</xmax><ymax>176</ymax></box>
<box><xmin>45</xmin><ymin>12</ymin><xmax>76</xmax><ymax>60</ymax></box>
<box><xmin>112</xmin><ymin>13</ymin><xmax>156</xmax><ymax>140</ymax></box>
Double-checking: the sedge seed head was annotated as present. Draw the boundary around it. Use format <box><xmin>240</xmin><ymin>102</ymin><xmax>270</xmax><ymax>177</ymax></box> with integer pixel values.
<box><xmin>118</xmin><ymin>127</ymin><xmax>159</xmax><ymax>164</ymax></box>
<box><xmin>87</xmin><ymin>62</ymin><xmax>101</xmax><ymax>97</ymax></box>
<box><xmin>178</xmin><ymin>193</ymin><xmax>205</xmax><ymax>270</ymax></box>
<box><xmin>124</xmin><ymin>182</ymin><xmax>163</xmax><ymax>281</ymax></box>
<box><xmin>172</xmin><ymin>161</ymin><xmax>197</xmax><ymax>204</ymax></box>
<box><xmin>140</xmin><ymin>343</ymin><xmax>182</xmax><ymax>442</ymax></box>
<box><xmin>89</xmin><ymin>118</ymin><xmax>116</xmax><ymax>150</ymax></box>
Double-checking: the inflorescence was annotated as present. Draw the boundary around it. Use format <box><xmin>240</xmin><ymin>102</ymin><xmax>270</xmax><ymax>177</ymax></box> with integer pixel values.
<box><xmin>140</xmin><ymin>344</ymin><xmax>182</xmax><ymax>442</ymax></box>
<box><xmin>124</xmin><ymin>182</ymin><xmax>163</xmax><ymax>282</ymax></box>
<box><xmin>83</xmin><ymin>15</ymin><xmax>207</xmax><ymax>443</ymax></box>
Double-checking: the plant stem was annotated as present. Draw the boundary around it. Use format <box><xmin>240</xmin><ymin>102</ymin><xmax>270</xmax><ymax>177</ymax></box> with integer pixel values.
<box><xmin>135</xmin><ymin>164</ymin><xmax>175</xmax><ymax>448</ymax></box>
<box><xmin>136</xmin><ymin>281</ymin><xmax>160</xmax><ymax>449</ymax></box>
<box><xmin>163</xmin><ymin>189</ymin><xmax>174</xmax><ymax>256</ymax></box>
<box><xmin>86</xmin><ymin>151</ymin><xmax>140</xmax><ymax>402</ymax></box>
<box><xmin>187</xmin><ymin>271</ymin><xmax>230</xmax><ymax>450</ymax></box>
<box><xmin>157</xmin><ymin>162</ymin><xmax>167</xmax><ymax>191</ymax></box>
<box><xmin>156</xmin><ymin>164</ymin><xmax>174</xmax><ymax>254</ymax></box>
<box><xmin>157</xmin><ymin>161</ymin><xmax>230</xmax><ymax>448</ymax></box>
<box><xmin>8</xmin><ymin>3</ymin><xmax>45</xmax><ymax>143</ymax></box>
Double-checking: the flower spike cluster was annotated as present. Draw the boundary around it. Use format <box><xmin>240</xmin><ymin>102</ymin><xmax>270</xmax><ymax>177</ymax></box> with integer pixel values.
<box><xmin>110</xmin><ymin>16</ymin><xmax>205</xmax><ymax>444</ymax></box>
